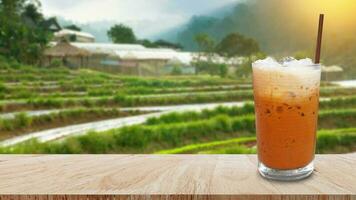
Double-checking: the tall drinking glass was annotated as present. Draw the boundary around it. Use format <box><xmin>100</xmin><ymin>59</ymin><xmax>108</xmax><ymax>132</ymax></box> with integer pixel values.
<box><xmin>252</xmin><ymin>58</ymin><xmax>321</xmax><ymax>181</ymax></box>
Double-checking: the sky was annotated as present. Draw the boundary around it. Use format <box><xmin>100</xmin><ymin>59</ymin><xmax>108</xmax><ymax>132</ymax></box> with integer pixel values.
<box><xmin>39</xmin><ymin>0</ymin><xmax>241</xmax><ymax>38</ymax></box>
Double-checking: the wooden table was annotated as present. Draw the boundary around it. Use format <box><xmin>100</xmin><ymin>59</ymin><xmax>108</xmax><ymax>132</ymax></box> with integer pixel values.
<box><xmin>0</xmin><ymin>154</ymin><xmax>355</xmax><ymax>200</ymax></box>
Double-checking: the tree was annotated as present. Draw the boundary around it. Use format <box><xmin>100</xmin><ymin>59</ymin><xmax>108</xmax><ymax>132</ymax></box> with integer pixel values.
<box><xmin>216</xmin><ymin>33</ymin><xmax>260</xmax><ymax>57</ymax></box>
<box><xmin>65</xmin><ymin>24</ymin><xmax>81</xmax><ymax>31</ymax></box>
<box><xmin>22</xmin><ymin>2</ymin><xmax>43</xmax><ymax>24</ymax></box>
<box><xmin>194</xmin><ymin>33</ymin><xmax>215</xmax><ymax>52</ymax></box>
<box><xmin>136</xmin><ymin>39</ymin><xmax>157</xmax><ymax>48</ymax></box>
<box><xmin>0</xmin><ymin>0</ymin><xmax>51</xmax><ymax>65</ymax></box>
<box><xmin>193</xmin><ymin>33</ymin><xmax>217</xmax><ymax>75</ymax></box>
<box><xmin>107</xmin><ymin>24</ymin><xmax>136</xmax><ymax>44</ymax></box>
<box><xmin>218</xmin><ymin>64</ymin><xmax>228</xmax><ymax>78</ymax></box>
<box><xmin>171</xmin><ymin>66</ymin><xmax>183</xmax><ymax>75</ymax></box>
<box><xmin>154</xmin><ymin>39</ymin><xmax>182</xmax><ymax>49</ymax></box>
<box><xmin>137</xmin><ymin>39</ymin><xmax>183</xmax><ymax>49</ymax></box>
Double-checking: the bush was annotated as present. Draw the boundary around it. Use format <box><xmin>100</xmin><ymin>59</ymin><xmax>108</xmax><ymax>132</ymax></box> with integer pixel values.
<box><xmin>171</xmin><ymin>66</ymin><xmax>183</xmax><ymax>75</ymax></box>
<box><xmin>316</xmin><ymin>129</ymin><xmax>356</xmax><ymax>153</ymax></box>
<box><xmin>49</xmin><ymin>59</ymin><xmax>62</xmax><ymax>68</ymax></box>
<box><xmin>13</xmin><ymin>113</ymin><xmax>33</xmax><ymax>128</ymax></box>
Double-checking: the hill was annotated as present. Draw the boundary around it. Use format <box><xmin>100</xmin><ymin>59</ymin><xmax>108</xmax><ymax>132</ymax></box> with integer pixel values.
<box><xmin>169</xmin><ymin>0</ymin><xmax>356</xmax><ymax>77</ymax></box>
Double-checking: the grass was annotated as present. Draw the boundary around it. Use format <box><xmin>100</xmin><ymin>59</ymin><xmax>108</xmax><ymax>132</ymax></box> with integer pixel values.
<box><xmin>155</xmin><ymin>137</ymin><xmax>256</xmax><ymax>154</ymax></box>
<box><xmin>146</xmin><ymin>104</ymin><xmax>255</xmax><ymax>125</ymax></box>
<box><xmin>145</xmin><ymin>104</ymin><xmax>356</xmax><ymax>126</ymax></box>
<box><xmin>2</xmin><ymin>85</ymin><xmax>248</xmax><ymax>100</ymax></box>
<box><xmin>320</xmin><ymin>96</ymin><xmax>356</xmax><ymax>109</ymax></box>
<box><xmin>316</xmin><ymin>128</ymin><xmax>356</xmax><ymax>153</ymax></box>
<box><xmin>0</xmin><ymin>114</ymin><xmax>255</xmax><ymax>153</ymax></box>
<box><xmin>155</xmin><ymin>128</ymin><xmax>356</xmax><ymax>154</ymax></box>
<box><xmin>2</xmin><ymin>108</ymin><xmax>356</xmax><ymax>154</ymax></box>
<box><xmin>3</xmin><ymin>84</ymin><xmax>356</xmax><ymax>101</ymax></box>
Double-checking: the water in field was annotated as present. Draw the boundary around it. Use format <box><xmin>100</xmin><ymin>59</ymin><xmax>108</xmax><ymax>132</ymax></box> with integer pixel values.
<box><xmin>333</xmin><ymin>80</ymin><xmax>356</xmax><ymax>88</ymax></box>
<box><xmin>0</xmin><ymin>102</ymin><xmax>245</xmax><ymax>147</ymax></box>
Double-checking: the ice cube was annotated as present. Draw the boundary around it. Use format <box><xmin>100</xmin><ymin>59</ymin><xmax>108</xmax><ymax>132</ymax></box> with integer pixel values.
<box><xmin>283</xmin><ymin>58</ymin><xmax>314</xmax><ymax>67</ymax></box>
<box><xmin>252</xmin><ymin>57</ymin><xmax>281</xmax><ymax>68</ymax></box>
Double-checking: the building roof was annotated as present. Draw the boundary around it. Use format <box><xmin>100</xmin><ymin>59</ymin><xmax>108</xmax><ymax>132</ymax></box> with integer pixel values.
<box><xmin>115</xmin><ymin>50</ymin><xmax>193</xmax><ymax>64</ymax></box>
<box><xmin>322</xmin><ymin>65</ymin><xmax>343</xmax><ymax>72</ymax></box>
<box><xmin>47</xmin><ymin>41</ymin><xmax>244</xmax><ymax>66</ymax></box>
<box><xmin>54</xmin><ymin>29</ymin><xmax>95</xmax><ymax>40</ymax></box>
<box><xmin>71</xmin><ymin>42</ymin><xmax>146</xmax><ymax>55</ymax></box>
<box><xmin>44</xmin><ymin>40</ymin><xmax>91</xmax><ymax>57</ymax></box>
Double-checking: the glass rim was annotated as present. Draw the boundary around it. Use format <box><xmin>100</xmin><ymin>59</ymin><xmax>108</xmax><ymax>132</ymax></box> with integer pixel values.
<box><xmin>252</xmin><ymin>63</ymin><xmax>322</xmax><ymax>68</ymax></box>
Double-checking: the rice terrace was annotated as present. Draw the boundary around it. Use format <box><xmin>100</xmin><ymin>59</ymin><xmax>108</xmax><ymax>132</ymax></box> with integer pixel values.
<box><xmin>0</xmin><ymin>62</ymin><xmax>355</xmax><ymax>154</ymax></box>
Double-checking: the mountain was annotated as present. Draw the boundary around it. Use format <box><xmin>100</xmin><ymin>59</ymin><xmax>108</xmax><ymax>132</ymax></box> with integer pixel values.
<box><xmin>172</xmin><ymin>2</ymin><xmax>315</xmax><ymax>52</ymax></box>
<box><xmin>153</xmin><ymin>2</ymin><xmax>236</xmax><ymax>43</ymax></box>
<box><xmin>167</xmin><ymin>0</ymin><xmax>356</xmax><ymax>77</ymax></box>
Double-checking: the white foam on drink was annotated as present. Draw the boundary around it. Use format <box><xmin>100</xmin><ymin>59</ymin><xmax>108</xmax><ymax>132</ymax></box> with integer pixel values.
<box><xmin>253</xmin><ymin>57</ymin><xmax>314</xmax><ymax>68</ymax></box>
<box><xmin>252</xmin><ymin>57</ymin><xmax>321</xmax><ymax>100</ymax></box>
<box><xmin>253</xmin><ymin>57</ymin><xmax>282</xmax><ymax>68</ymax></box>
<box><xmin>282</xmin><ymin>58</ymin><xmax>314</xmax><ymax>67</ymax></box>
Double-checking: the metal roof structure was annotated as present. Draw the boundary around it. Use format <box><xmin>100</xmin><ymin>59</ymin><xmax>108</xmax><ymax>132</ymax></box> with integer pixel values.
<box><xmin>54</xmin><ymin>29</ymin><xmax>95</xmax><ymax>40</ymax></box>
<box><xmin>115</xmin><ymin>50</ymin><xmax>193</xmax><ymax>64</ymax></box>
<box><xmin>47</xmin><ymin>41</ymin><xmax>245</xmax><ymax>66</ymax></box>
<box><xmin>71</xmin><ymin>42</ymin><xmax>146</xmax><ymax>55</ymax></box>
<box><xmin>321</xmin><ymin>65</ymin><xmax>343</xmax><ymax>72</ymax></box>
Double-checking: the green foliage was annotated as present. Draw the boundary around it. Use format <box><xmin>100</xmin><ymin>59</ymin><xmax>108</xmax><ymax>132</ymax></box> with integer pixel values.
<box><xmin>235</xmin><ymin>53</ymin><xmax>266</xmax><ymax>78</ymax></box>
<box><xmin>137</xmin><ymin>39</ymin><xmax>183</xmax><ymax>49</ymax></box>
<box><xmin>64</xmin><ymin>24</ymin><xmax>81</xmax><ymax>31</ymax></box>
<box><xmin>136</xmin><ymin>39</ymin><xmax>156</xmax><ymax>48</ymax></box>
<box><xmin>156</xmin><ymin>137</ymin><xmax>256</xmax><ymax>154</ymax></box>
<box><xmin>0</xmin><ymin>0</ymin><xmax>52</xmax><ymax>64</ymax></box>
<box><xmin>13</xmin><ymin>112</ymin><xmax>32</xmax><ymax>128</ymax></box>
<box><xmin>153</xmin><ymin>39</ymin><xmax>182</xmax><ymax>49</ymax></box>
<box><xmin>107</xmin><ymin>24</ymin><xmax>136</xmax><ymax>44</ymax></box>
<box><xmin>116</xmin><ymin>90</ymin><xmax>253</xmax><ymax>107</ymax></box>
<box><xmin>0</xmin><ymin>112</ymin><xmax>32</xmax><ymax>131</ymax></box>
<box><xmin>216</xmin><ymin>33</ymin><xmax>260</xmax><ymax>57</ymax></box>
<box><xmin>171</xmin><ymin>66</ymin><xmax>183</xmax><ymax>75</ymax></box>
<box><xmin>235</xmin><ymin>57</ymin><xmax>252</xmax><ymax>78</ymax></box>
<box><xmin>194</xmin><ymin>33</ymin><xmax>215</xmax><ymax>52</ymax></box>
<box><xmin>48</xmin><ymin>59</ymin><xmax>62</xmax><ymax>68</ymax></box>
<box><xmin>0</xmin><ymin>114</ymin><xmax>256</xmax><ymax>154</ymax></box>
<box><xmin>316</xmin><ymin>129</ymin><xmax>356</xmax><ymax>153</ymax></box>
<box><xmin>157</xmin><ymin>128</ymin><xmax>356</xmax><ymax>155</ymax></box>
<box><xmin>202</xmin><ymin>145</ymin><xmax>256</xmax><ymax>154</ymax></box>
<box><xmin>218</xmin><ymin>64</ymin><xmax>228</xmax><ymax>78</ymax></box>
<box><xmin>193</xmin><ymin>60</ymin><xmax>228</xmax><ymax>77</ymax></box>
<box><xmin>319</xmin><ymin>96</ymin><xmax>356</xmax><ymax>109</ymax></box>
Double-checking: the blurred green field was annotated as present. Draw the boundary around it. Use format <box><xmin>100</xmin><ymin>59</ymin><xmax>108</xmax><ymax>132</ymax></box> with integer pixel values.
<box><xmin>0</xmin><ymin>65</ymin><xmax>355</xmax><ymax>154</ymax></box>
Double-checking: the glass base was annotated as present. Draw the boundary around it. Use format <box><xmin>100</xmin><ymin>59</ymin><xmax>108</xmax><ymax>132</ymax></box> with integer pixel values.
<box><xmin>258</xmin><ymin>161</ymin><xmax>314</xmax><ymax>181</ymax></box>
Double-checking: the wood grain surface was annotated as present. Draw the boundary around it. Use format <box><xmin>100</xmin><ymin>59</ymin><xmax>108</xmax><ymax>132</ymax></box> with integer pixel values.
<box><xmin>0</xmin><ymin>154</ymin><xmax>355</xmax><ymax>200</ymax></box>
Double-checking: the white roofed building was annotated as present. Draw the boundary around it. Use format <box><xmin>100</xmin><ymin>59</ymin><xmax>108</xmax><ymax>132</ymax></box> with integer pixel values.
<box><xmin>45</xmin><ymin>36</ymin><xmax>245</xmax><ymax>76</ymax></box>
<box><xmin>54</xmin><ymin>29</ymin><xmax>95</xmax><ymax>43</ymax></box>
<box><xmin>72</xmin><ymin>43</ymin><xmax>146</xmax><ymax>55</ymax></box>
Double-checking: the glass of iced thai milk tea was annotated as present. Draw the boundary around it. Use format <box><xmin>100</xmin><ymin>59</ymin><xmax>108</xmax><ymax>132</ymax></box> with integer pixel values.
<box><xmin>252</xmin><ymin>57</ymin><xmax>321</xmax><ymax>181</ymax></box>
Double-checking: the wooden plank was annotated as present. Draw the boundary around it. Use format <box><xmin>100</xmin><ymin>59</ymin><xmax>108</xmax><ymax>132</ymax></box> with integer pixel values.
<box><xmin>0</xmin><ymin>154</ymin><xmax>355</xmax><ymax>200</ymax></box>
